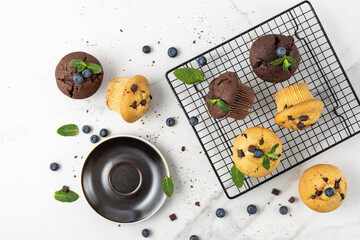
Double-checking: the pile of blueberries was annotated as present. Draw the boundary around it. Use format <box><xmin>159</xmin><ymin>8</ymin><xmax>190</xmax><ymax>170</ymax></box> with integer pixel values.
<box><xmin>73</xmin><ymin>69</ymin><xmax>92</xmax><ymax>84</ymax></box>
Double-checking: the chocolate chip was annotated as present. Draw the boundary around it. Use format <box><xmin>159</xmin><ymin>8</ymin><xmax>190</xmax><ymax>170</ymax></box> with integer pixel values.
<box><xmin>150</xmin><ymin>95</ymin><xmax>153</xmax><ymax>99</ymax></box>
<box><xmin>131</xmin><ymin>84</ymin><xmax>138</xmax><ymax>92</ymax></box>
<box><xmin>271</xmin><ymin>188</ymin><xmax>280</xmax><ymax>196</ymax></box>
<box><xmin>288</xmin><ymin>115</ymin><xmax>294</xmax><ymax>120</ymax></box>
<box><xmin>311</xmin><ymin>195</ymin><xmax>316</xmax><ymax>199</ymax></box>
<box><xmin>140</xmin><ymin>100</ymin><xmax>147</xmax><ymax>106</ymax></box>
<box><xmin>315</xmin><ymin>190</ymin><xmax>323</xmax><ymax>196</ymax></box>
<box><xmin>130</xmin><ymin>101</ymin><xmax>137</xmax><ymax>109</ymax></box>
<box><xmin>62</xmin><ymin>186</ymin><xmax>69</xmax><ymax>193</ymax></box>
<box><xmin>284</xmin><ymin>104</ymin><xmax>288</xmax><ymax>109</ymax></box>
<box><xmin>259</xmin><ymin>138</ymin><xmax>264</xmax><ymax>145</ymax></box>
<box><xmin>237</xmin><ymin>149</ymin><xmax>245</xmax><ymax>158</ymax></box>
<box><xmin>241</xmin><ymin>133</ymin><xmax>247</xmax><ymax>138</ymax></box>
<box><xmin>169</xmin><ymin>213</ymin><xmax>177</xmax><ymax>221</ymax></box>
<box><xmin>322</xmin><ymin>177</ymin><xmax>328</xmax><ymax>182</ymax></box>
<box><xmin>340</xmin><ymin>193</ymin><xmax>345</xmax><ymax>200</ymax></box>
<box><xmin>299</xmin><ymin>115</ymin><xmax>309</xmax><ymax>121</ymax></box>
<box><xmin>288</xmin><ymin>197</ymin><xmax>296</xmax><ymax>203</ymax></box>
<box><xmin>297</xmin><ymin>122</ymin><xmax>305</xmax><ymax>130</ymax></box>
<box><xmin>195</xmin><ymin>201</ymin><xmax>200</xmax><ymax>207</ymax></box>
<box><xmin>334</xmin><ymin>181</ymin><xmax>340</xmax><ymax>189</ymax></box>
<box><xmin>248</xmin><ymin>145</ymin><xmax>256</xmax><ymax>153</ymax></box>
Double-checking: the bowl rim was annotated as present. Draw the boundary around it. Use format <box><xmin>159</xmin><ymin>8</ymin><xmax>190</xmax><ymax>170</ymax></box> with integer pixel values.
<box><xmin>80</xmin><ymin>135</ymin><xmax>170</xmax><ymax>224</ymax></box>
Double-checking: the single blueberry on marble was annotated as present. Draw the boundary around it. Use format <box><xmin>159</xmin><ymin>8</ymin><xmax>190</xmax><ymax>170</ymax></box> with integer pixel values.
<box><xmin>50</xmin><ymin>162</ymin><xmax>59</xmax><ymax>171</ymax></box>
<box><xmin>166</xmin><ymin>117</ymin><xmax>175</xmax><ymax>127</ymax></box>
<box><xmin>279</xmin><ymin>206</ymin><xmax>288</xmax><ymax>215</ymax></box>
<box><xmin>142</xmin><ymin>229</ymin><xmax>150</xmax><ymax>238</ymax></box>
<box><xmin>99</xmin><ymin>129</ymin><xmax>108</xmax><ymax>137</ymax></box>
<box><xmin>247</xmin><ymin>204</ymin><xmax>257</xmax><ymax>215</ymax></box>
<box><xmin>168</xmin><ymin>47</ymin><xmax>178</xmax><ymax>58</ymax></box>
<box><xmin>142</xmin><ymin>45</ymin><xmax>151</xmax><ymax>54</ymax></box>
<box><xmin>216</xmin><ymin>208</ymin><xmax>226</xmax><ymax>218</ymax></box>
<box><xmin>90</xmin><ymin>135</ymin><xmax>99</xmax><ymax>144</ymax></box>
<box><xmin>189</xmin><ymin>116</ymin><xmax>199</xmax><ymax>126</ymax></box>
<box><xmin>82</xmin><ymin>125</ymin><xmax>91</xmax><ymax>134</ymax></box>
<box><xmin>189</xmin><ymin>235</ymin><xmax>199</xmax><ymax>240</ymax></box>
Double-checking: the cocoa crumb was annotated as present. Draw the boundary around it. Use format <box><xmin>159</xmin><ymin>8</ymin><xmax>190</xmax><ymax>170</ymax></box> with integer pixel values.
<box><xmin>181</xmin><ymin>146</ymin><xmax>186</xmax><ymax>151</ymax></box>
<box><xmin>120</xmin><ymin>29</ymin><xmax>123</xmax><ymax>32</ymax></box>
<box><xmin>195</xmin><ymin>201</ymin><xmax>200</xmax><ymax>207</ymax></box>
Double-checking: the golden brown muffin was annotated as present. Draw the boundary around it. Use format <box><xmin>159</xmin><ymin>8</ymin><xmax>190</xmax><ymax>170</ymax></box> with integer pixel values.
<box><xmin>299</xmin><ymin>164</ymin><xmax>347</xmax><ymax>213</ymax></box>
<box><xmin>274</xmin><ymin>83</ymin><xmax>324</xmax><ymax>130</ymax></box>
<box><xmin>232</xmin><ymin>127</ymin><xmax>282</xmax><ymax>178</ymax></box>
<box><xmin>106</xmin><ymin>75</ymin><xmax>151</xmax><ymax>123</ymax></box>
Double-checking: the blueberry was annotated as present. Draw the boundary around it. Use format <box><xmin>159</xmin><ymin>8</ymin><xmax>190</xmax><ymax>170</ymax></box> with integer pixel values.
<box><xmin>276</xmin><ymin>47</ymin><xmax>286</xmax><ymax>58</ymax></box>
<box><xmin>90</xmin><ymin>135</ymin><xmax>99</xmax><ymax>144</ymax></box>
<box><xmin>197</xmin><ymin>56</ymin><xmax>207</xmax><ymax>66</ymax></box>
<box><xmin>189</xmin><ymin>116</ymin><xmax>198</xmax><ymax>126</ymax></box>
<box><xmin>190</xmin><ymin>235</ymin><xmax>199</xmax><ymax>240</ymax></box>
<box><xmin>73</xmin><ymin>73</ymin><xmax>84</xmax><ymax>84</ymax></box>
<box><xmin>279</xmin><ymin>206</ymin><xmax>288</xmax><ymax>215</ymax></box>
<box><xmin>216</xmin><ymin>208</ymin><xmax>226</xmax><ymax>218</ymax></box>
<box><xmin>142</xmin><ymin>229</ymin><xmax>150</xmax><ymax>238</ymax></box>
<box><xmin>50</xmin><ymin>162</ymin><xmax>59</xmax><ymax>171</ymax></box>
<box><xmin>254</xmin><ymin>149</ymin><xmax>263</xmax><ymax>158</ymax></box>
<box><xmin>82</xmin><ymin>125</ymin><xmax>91</xmax><ymax>134</ymax></box>
<box><xmin>166</xmin><ymin>117</ymin><xmax>175</xmax><ymax>127</ymax></box>
<box><xmin>168</xmin><ymin>47</ymin><xmax>178</xmax><ymax>58</ymax></box>
<box><xmin>99</xmin><ymin>129</ymin><xmax>108</xmax><ymax>137</ymax></box>
<box><xmin>82</xmin><ymin>68</ymin><xmax>92</xmax><ymax>78</ymax></box>
<box><xmin>325</xmin><ymin>187</ymin><xmax>335</xmax><ymax>197</ymax></box>
<box><xmin>142</xmin><ymin>45</ymin><xmax>151</xmax><ymax>54</ymax></box>
<box><xmin>247</xmin><ymin>204</ymin><xmax>257</xmax><ymax>215</ymax></box>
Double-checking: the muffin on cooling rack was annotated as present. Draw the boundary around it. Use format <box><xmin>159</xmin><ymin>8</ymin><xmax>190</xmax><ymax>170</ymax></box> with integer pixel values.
<box><xmin>299</xmin><ymin>164</ymin><xmax>347</xmax><ymax>213</ymax></box>
<box><xmin>232</xmin><ymin>127</ymin><xmax>282</xmax><ymax>178</ymax></box>
<box><xmin>274</xmin><ymin>83</ymin><xmax>324</xmax><ymax>130</ymax></box>
<box><xmin>250</xmin><ymin>34</ymin><xmax>300</xmax><ymax>83</ymax></box>
<box><xmin>205</xmin><ymin>72</ymin><xmax>254</xmax><ymax>120</ymax></box>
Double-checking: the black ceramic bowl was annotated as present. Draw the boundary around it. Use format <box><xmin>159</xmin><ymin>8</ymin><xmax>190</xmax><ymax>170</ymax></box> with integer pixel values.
<box><xmin>81</xmin><ymin>136</ymin><xmax>169</xmax><ymax>223</ymax></box>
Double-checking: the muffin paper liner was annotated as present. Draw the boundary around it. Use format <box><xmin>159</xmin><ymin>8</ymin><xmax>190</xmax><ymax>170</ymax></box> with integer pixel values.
<box><xmin>228</xmin><ymin>83</ymin><xmax>255</xmax><ymax>120</ymax></box>
<box><xmin>275</xmin><ymin>83</ymin><xmax>314</xmax><ymax>112</ymax></box>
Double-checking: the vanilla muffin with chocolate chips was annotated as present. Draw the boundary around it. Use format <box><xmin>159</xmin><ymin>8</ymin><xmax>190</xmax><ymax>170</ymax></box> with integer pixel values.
<box><xmin>275</xmin><ymin>83</ymin><xmax>324</xmax><ymax>130</ymax></box>
<box><xmin>299</xmin><ymin>164</ymin><xmax>347</xmax><ymax>213</ymax></box>
<box><xmin>106</xmin><ymin>75</ymin><xmax>151</xmax><ymax>123</ymax></box>
<box><xmin>232</xmin><ymin>127</ymin><xmax>282</xmax><ymax>178</ymax></box>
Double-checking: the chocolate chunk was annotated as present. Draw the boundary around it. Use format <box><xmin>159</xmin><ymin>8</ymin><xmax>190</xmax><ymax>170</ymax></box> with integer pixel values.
<box><xmin>248</xmin><ymin>145</ymin><xmax>256</xmax><ymax>153</ymax></box>
<box><xmin>181</xmin><ymin>146</ymin><xmax>186</xmax><ymax>152</ymax></box>
<box><xmin>169</xmin><ymin>213</ymin><xmax>177</xmax><ymax>221</ymax></box>
<box><xmin>299</xmin><ymin>115</ymin><xmax>309</xmax><ymax>121</ymax></box>
<box><xmin>340</xmin><ymin>193</ymin><xmax>345</xmax><ymax>200</ymax></box>
<box><xmin>315</xmin><ymin>190</ymin><xmax>323</xmax><ymax>196</ymax></box>
<box><xmin>259</xmin><ymin>138</ymin><xmax>264</xmax><ymax>145</ymax></box>
<box><xmin>131</xmin><ymin>84</ymin><xmax>138</xmax><ymax>92</ymax></box>
<box><xmin>237</xmin><ymin>149</ymin><xmax>245</xmax><ymax>158</ymax></box>
<box><xmin>284</xmin><ymin>104</ymin><xmax>288</xmax><ymax>109</ymax></box>
<box><xmin>62</xmin><ymin>186</ymin><xmax>69</xmax><ymax>193</ymax></box>
<box><xmin>311</xmin><ymin>195</ymin><xmax>316</xmax><ymax>199</ymax></box>
<box><xmin>334</xmin><ymin>181</ymin><xmax>340</xmax><ymax>189</ymax></box>
<box><xmin>288</xmin><ymin>115</ymin><xmax>294</xmax><ymax>120</ymax></box>
<box><xmin>322</xmin><ymin>177</ymin><xmax>328</xmax><ymax>183</ymax></box>
<box><xmin>150</xmin><ymin>95</ymin><xmax>153</xmax><ymax>99</ymax></box>
<box><xmin>130</xmin><ymin>101</ymin><xmax>137</xmax><ymax>109</ymax></box>
<box><xmin>297</xmin><ymin>122</ymin><xmax>305</xmax><ymax>130</ymax></box>
<box><xmin>271</xmin><ymin>188</ymin><xmax>280</xmax><ymax>196</ymax></box>
<box><xmin>241</xmin><ymin>133</ymin><xmax>247</xmax><ymax>138</ymax></box>
<box><xmin>195</xmin><ymin>201</ymin><xmax>200</xmax><ymax>207</ymax></box>
<box><xmin>140</xmin><ymin>100</ymin><xmax>147</xmax><ymax>106</ymax></box>
<box><xmin>288</xmin><ymin>197</ymin><xmax>296</xmax><ymax>203</ymax></box>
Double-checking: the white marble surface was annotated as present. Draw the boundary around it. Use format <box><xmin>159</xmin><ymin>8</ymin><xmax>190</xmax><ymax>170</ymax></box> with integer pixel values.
<box><xmin>1</xmin><ymin>0</ymin><xmax>360</xmax><ymax>239</ymax></box>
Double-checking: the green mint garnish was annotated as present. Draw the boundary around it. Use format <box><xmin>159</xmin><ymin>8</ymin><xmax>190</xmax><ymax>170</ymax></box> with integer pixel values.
<box><xmin>54</xmin><ymin>189</ymin><xmax>79</xmax><ymax>203</ymax></box>
<box><xmin>161</xmin><ymin>176</ymin><xmax>174</xmax><ymax>197</ymax></box>
<box><xmin>57</xmin><ymin>124</ymin><xmax>79</xmax><ymax>136</ymax></box>
<box><xmin>69</xmin><ymin>59</ymin><xmax>102</xmax><ymax>74</ymax></box>
<box><xmin>206</xmin><ymin>98</ymin><xmax>231</xmax><ymax>111</ymax></box>
<box><xmin>231</xmin><ymin>165</ymin><xmax>245</xmax><ymax>188</ymax></box>
<box><xmin>270</xmin><ymin>55</ymin><xmax>296</xmax><ymax>71</ymax></box>
<box><xmin>173</xmin><ymin>68</ymin><xmax>204</xmax><ymax>84</ymax></box>
<box><xmin>262</xmin><ymin>143</ymin><xmax>280</xmax><ymax>170</ymax></box>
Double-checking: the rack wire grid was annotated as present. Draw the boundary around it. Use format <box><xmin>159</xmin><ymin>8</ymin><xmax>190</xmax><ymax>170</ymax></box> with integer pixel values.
<box><xmin>165</xmin><ymin>1</ymin><xmax>360</xmax><ymax>199</ymax></box>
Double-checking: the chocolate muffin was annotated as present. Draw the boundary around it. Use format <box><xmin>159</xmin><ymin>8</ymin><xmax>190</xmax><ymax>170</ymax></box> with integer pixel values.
<box><xmin>250</xmin><ymin>34</ymin><xmax>300</xmax><ymax>83</ymax></box>
<box><xmin>205</xmin><ymin>72</ymin><xmax>254</xmax><ymax>120</ymax></box>
<box><xmin>55</xmin><ymin>51</ymin><xmax>104</xmax><ymax>99</ymax></box>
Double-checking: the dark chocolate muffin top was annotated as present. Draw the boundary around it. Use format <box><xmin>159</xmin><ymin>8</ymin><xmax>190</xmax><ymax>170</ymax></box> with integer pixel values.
<box><xmin>250</xmin><ymin>34</ymin><xmax>300</xmax><ymax>83</ymax></box>
<box><xmin>55</xmin><ymin>51</ymin><xmax>104</xmax><ymax>99</ymax></box>
<box><xmin>205</xmin><ymin>72</ymin><xmax>239</xmax><ymax>119</ymax></box>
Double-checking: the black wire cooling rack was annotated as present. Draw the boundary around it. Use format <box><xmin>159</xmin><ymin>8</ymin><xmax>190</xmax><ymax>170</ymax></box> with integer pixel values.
<box><xmin>165</xmin><ymin>1</ymin><xmax>360</xmax><ymax>199</ymax></box>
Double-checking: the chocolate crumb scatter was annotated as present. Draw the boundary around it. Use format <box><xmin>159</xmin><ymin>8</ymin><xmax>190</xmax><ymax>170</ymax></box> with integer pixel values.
<box><xmin>271</xmin><ymin>188</ymin><xmax>280</xmax><ymax>196</ymax></box>
<box><xmin>288</xmin><ymin>197</ymin><xmax>295</xmax><ymax>203</ymax></box>
<box><xmin>248</xmin><ymin>145</ymin><xmax>256</xmax><ymax>153</ymax></box>
<box><xmin>237</xmin><ymin>149</ymin><xmax>245</xmax><ymax>158</ymax></box>
<box><xmin>169</xmin><ymin>213</ymin><xmax>177</xmax><ymax>221</ymax></box>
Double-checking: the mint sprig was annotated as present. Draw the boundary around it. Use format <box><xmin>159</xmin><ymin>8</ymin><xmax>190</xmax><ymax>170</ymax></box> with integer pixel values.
<box><xmin>206</xmin><ymin>98</ymin><xmax>230</xmax><ymax>111</ymax></box>
<box><xmin>262</xmin><ymin>143</ymin><xmax>280</xmax><ymax>170</ymax></box>
<box><xmin>173</xmin><ymin>68</ymin><xmax>204</xmax><ymax>84</ymax></box>
<box><xmin>161</xmin><ymin>176</ymin><xmax>174</xmax><ymax>197</ymax></box>
<box><xmin>231</xmin><ymin>165</ymin><xmax>245</xmax><ymax>188</ymax></box>
<box><xmin>270</xmin><ymin>55</ymin><xmax>296</xmax><ymax>71</ymax></box>
<box><xmin>54</xmin><ymin>189</ymin><xmax>79</xmax><ymax>203</ymax></box>
<box><xmin>69</xmin><ymin>59</ymin><xmax>102</xmax><ymax>74</ymax></box>
<box><xmin>57</xmin><ymin>124</ymin><xmax>79</xmax><ymax>136</ymax></box>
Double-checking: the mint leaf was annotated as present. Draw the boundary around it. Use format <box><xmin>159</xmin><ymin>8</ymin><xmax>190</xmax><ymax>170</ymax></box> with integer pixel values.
<box><xmin>262</xmin><ymin>155</ymin><xmax>270</xmax><ymax>170</ymax></box>
<box><xmin>69</xmin><ymin>59</ymin><xmax>85</xmax><ymax>68</ymax></box>
<box><xmin>286</xmin><ymin>56</ymin><xmax>297</xmax><ymax>67</ymax></box>
<box><xmin>77</xmin><ymin>64</ymin><xmax>86</xmax><ymax>72</ymax></box>
<box><xmin>207</xmin><ymin>98</ymin><xmax>218</xmax><ymax>106</ymax></box>
<box><xmin>54</xmin><ymin>190</ymin><xmax>79</xmax><ymax>203</ymax></box>
<box><xmin>173</xmin><ymin>68</ymin><xmax>205</xmax><ymax>84</ymax></box>
<box><xmin>217</xmin><ymin>99</ymin><xmax>230</xmax><ymax>111</ymax></box>
<box><xmin>270</xmin><ymin>56</ymin><xmax>285</xmax><ymax>66</ymax></box>
<box><xmin>161</xmin><ymin>176</ymin><xmax>174</xmax><ymax>197</ymax></box>
<box><xmin>57</xmin><ymin>124</ymin><xmax>79</xmax><ymax>136</ymax></box>
<box><xmin>282</xmin><ymin>58</ymin><xmax>291</xmax><ymax>71</ymax></box>
<box><xmin>231</xmin><ymin>165</ymin><xmax>245</xmax><ymax>188</ymax></box>
<box><xmin>86</xmin><ymin>63</ymin><xmax>102</xmax><ymax>74</ymax></box>
<box><xmin>270</xmin><ymin>143</ymin><xmax>279</xmax><ymax>153</ymax></box>
<box><xmin>266</xmin><ymin>153</ymin><xmax>279</xmax><ymax>159</ymax></box>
